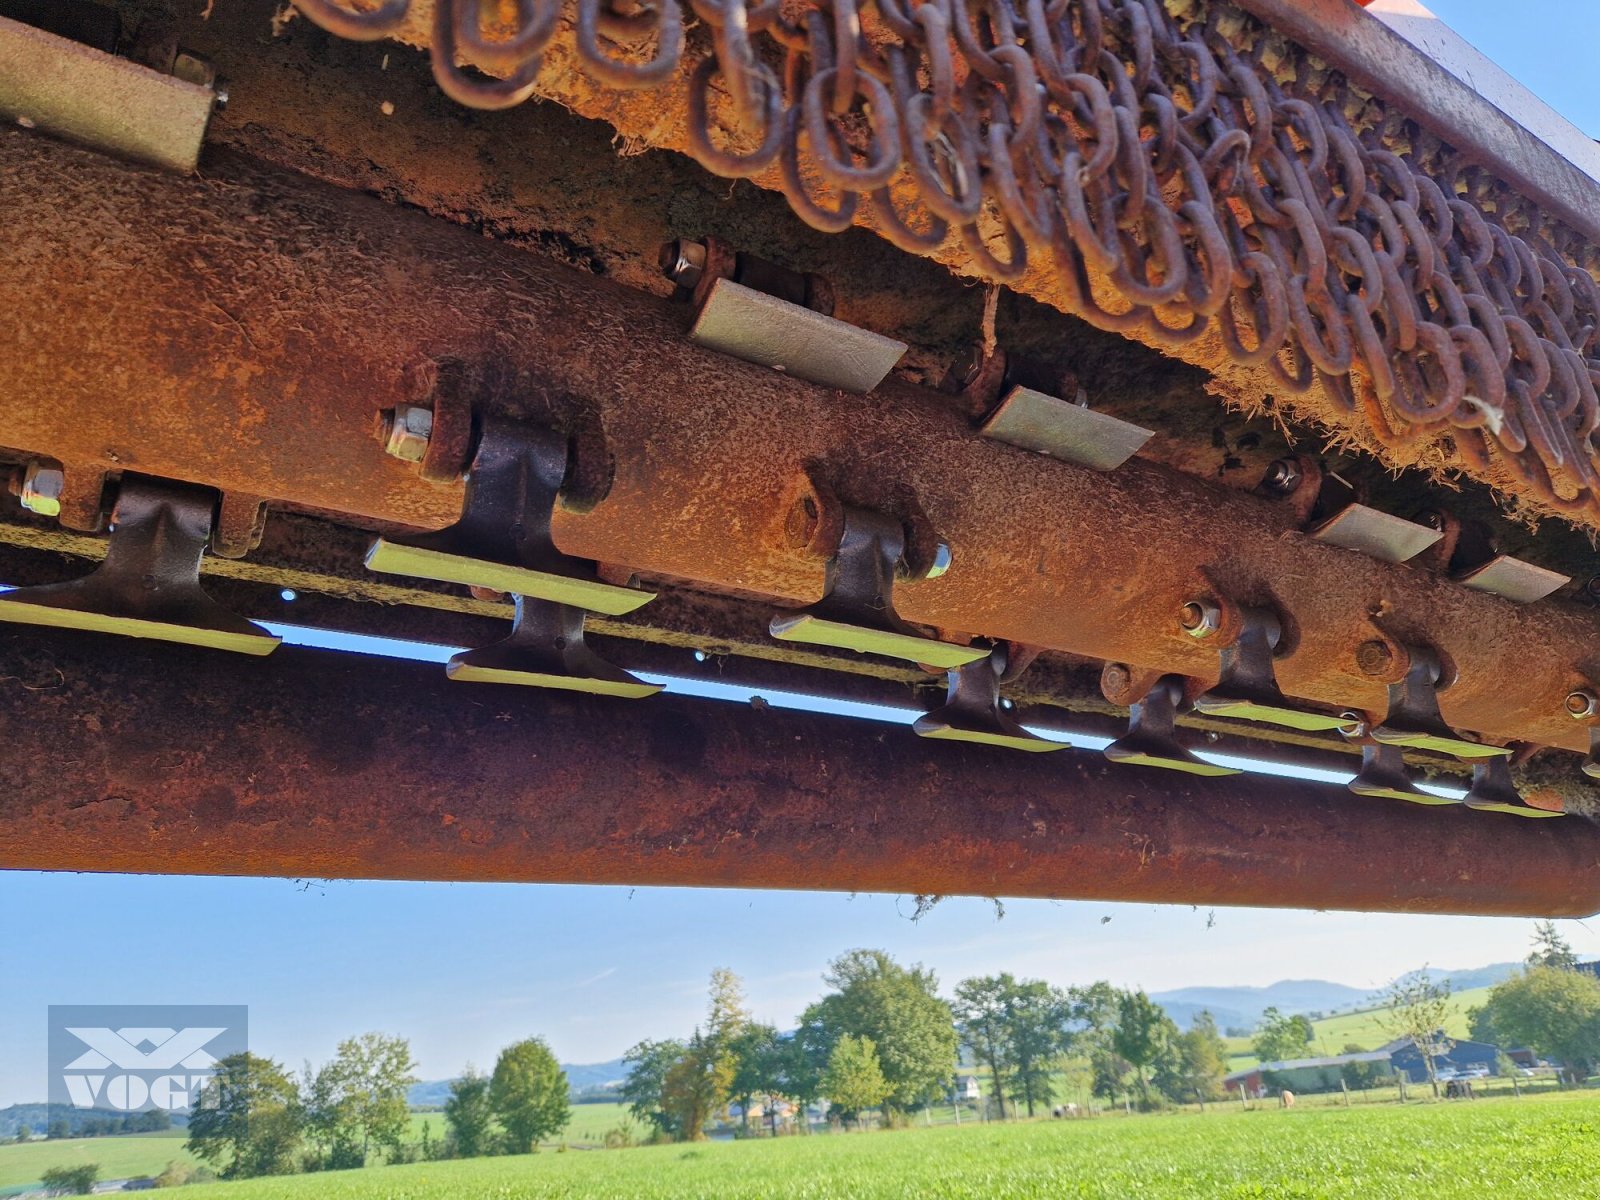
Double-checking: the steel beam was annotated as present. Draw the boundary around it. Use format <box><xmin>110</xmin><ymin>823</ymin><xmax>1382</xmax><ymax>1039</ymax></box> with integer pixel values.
<box><xmin>6</xmin><ymin>134</ymin><xmax>1600</xmax><ymax>759</ymax></box>
<box><xmin>2</xmin><ymin>627</ymin><xmax>1596</xmax><ymax>916</ymax></box>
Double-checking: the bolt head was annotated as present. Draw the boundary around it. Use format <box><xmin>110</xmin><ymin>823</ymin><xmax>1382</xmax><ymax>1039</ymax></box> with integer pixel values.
<box><xmin>1261</xmin><ymin>458</ymin><xmax>1301</xmax><ymax>496</ymax></box>
<box><xmin>19</xmin><ymin>462</ymin><xmax>64</xmax><ymax>518</ymax></box>
<box><xmin>659</xmin><ymin>239</ymin><xmax>706</xmax><ymax>289</ymax></box>
<box><xmin>1179</xmin><ymin>599</ymin><xmax>1221</xmax><ymax>638</ymax></box>
<box><xmin>1355</xmin><ymin>640</ymin><xmax>1395</xmax><ymax>676</ymax></box>
<box><xmin>1566</xmin><ymin>690</ymin><xmax>1600</xmax><ymax>720</ymax></box>
<box><xmin>383</xmin><ymin>403</ymin><xmax>433</xmax><ymax>463</ymax></box>
<box><xmin>926</xmin><ymin>542</ymin><xmax>954</xmax><ymax>579</ymax></box>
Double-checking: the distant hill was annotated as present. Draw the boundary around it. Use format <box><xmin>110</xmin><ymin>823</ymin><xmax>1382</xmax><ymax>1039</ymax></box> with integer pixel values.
<box><xmin>408</xmin><ymin>1058</ymin><xmax>627</xmax><ymax>1107</ymax></box>
<box><xmin>1154</xmin><ymin>963</ymin><xmax>1524</xmax><ymax>1033</ymax></box>
<box><xmin>1152</xmin><ymin>980</ymin><xmax>1375</xmax><ymax>1032</ymax></box>
<box><xmin>1396</xmin><ymin>963</ymin><xmax>1520</xmax><ymax>994</ymax></box>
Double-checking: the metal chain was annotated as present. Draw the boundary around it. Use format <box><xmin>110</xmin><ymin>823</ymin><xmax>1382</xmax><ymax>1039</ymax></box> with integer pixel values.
<box><xmin>296</xmin><ymin>0</ymin><xmax>1600</xmax><ymax>516</ymax></box>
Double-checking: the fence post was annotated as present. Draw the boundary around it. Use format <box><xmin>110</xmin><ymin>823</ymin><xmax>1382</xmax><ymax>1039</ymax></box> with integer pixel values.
<box><xmin>1341</xmin><ymin>1079</ymin><xmax>1350</xmax><ymax>1107</ymax></box>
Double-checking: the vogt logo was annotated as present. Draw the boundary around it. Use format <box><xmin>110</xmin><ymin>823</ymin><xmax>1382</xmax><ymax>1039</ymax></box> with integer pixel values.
<box><xmin>49</xmin><ymin>1005</ymin><xmax>248</xmax><ymax>1116</ymax></box>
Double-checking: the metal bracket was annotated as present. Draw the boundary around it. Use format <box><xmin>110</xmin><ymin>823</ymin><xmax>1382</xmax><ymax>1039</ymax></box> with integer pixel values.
<box><xmin>0</xmin><ymin>15</ymin><xmax>217</xmax><ymax>173</ymax></box>
<box><xmin>1311</xmin><ymin>504</ymin><xmax>1442</xmax><ymax>563</ymax></box>
<box><xmin>1464</xmin><ymin>756</ymin><xmax>1563</xmax><ymax>818</ymax></box>
<box><xmin>1348</xmin><ymin>743</ymin><xmax>1456</xmax><ymax>805</ymax></box>
<box><xmin>1191</xmin><ymin>606</ymin><xmax>1352</xmax><ymax>732</ymax></box>
<box><xmin>689</xmin><ymin>279</ymin><xmax>907</xmax><ymax>394</ymax></box>
<box><xmin>0</xmin><ymin>476</ymin><xmax>279</xmax><ymax>655</ymax></box>
<box><xmin>1369</xmin><ymin>645</ymin><xmax>1510</xmax><ymax>759</ymax></box>
<box><xmin>770</xmin><ymin>507</ymin><xmax>985</xmax><ymax>668</ymax></box>
<box><xmin>912</xmin><ymin>645</ymin><xmax>1063</xmax><ymax>752</ymax></box>
<box><xmin>1454</xmin><ymin>555</ymin><xmax>1570</xmax><ymax>605</ymax></box>
<box><xmin>1104</xmin><ymin>676</ymin><xmax>1241</xmax><ymax>776</ymax></box>
<box><xmin>446</xmin><ymin>597</ymin><xmax>661</xmax><ymax>698</ymax></box>
<box><xmin>978</xmin><ymin>386</ymin><xmax>1153</xmax><ymax>471</ymax></box>
<box><xmin>366</xmin><ymin>418</ymin><xmax>653</xmax><ymax>615</ymax></box>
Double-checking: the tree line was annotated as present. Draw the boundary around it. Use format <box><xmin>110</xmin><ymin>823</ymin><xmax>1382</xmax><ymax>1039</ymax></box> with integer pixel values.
<box><xmin>184</xmin><ymin>1033</ymin><xmax>570</xmax><ymax>1179</ymax></box>
<box><xmin>1470</xmin><ymin>920</ymin><xmax>1600</xmax><ymax>1082</ymax></box>
<box><xmin>619</xmin><ymin>950</ymin><xmax>1236</xmax><ymax>1142</ymax></box>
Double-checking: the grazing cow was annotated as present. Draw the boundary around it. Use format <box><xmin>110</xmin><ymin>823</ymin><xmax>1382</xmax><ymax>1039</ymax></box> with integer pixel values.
<box><xmin>1279</xmin><ymin>1090</ymin><xmax>1296</xmax><ymax>1109</ymax></box>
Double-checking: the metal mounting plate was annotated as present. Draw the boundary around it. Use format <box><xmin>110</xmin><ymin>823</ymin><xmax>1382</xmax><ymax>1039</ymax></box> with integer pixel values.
<box><xmin>0</xmin><ymin>16</ymin><xmax>214</xmax><ymax>172</ymax></box>
<box><xmin>979</xmin><ymin>386</ymin><xmax>1154</xmax><ymax>471</ymax></box>
<box><xmin>1190</xmin><ymin>694</ymin><xmax>1355</xmax><ymax>733</ymax></box>
<box><xmin>446</xmin><ymin>659</ymin><xmax>662</xmax><ymax>697</ymax></box>
<box><xmin>1456</xmin><ymin>555</ymin><xmax>1570</xmax><ymax>605</ymax></box>
<box><xmin>769</xmin><ymin>613</ymin><xmax>987</xmax><ymax>668</ymax></box>
<box><xmin>1310</xmin><ymin>505</ymin><xmax>1443</xmax><ymax>563</ymax></box>
<box><xmin>911</xmin><ymin>718</ymin><xmax>1065</xmax><ymax>753</ymax></box>
<box><xmin>0</xmin><ymin>602</ymin><xmax>277</xmax><ymax>655</ymax></box>
<box><xmin>689</xmin><ymin>279</ymin><xmax>907</xmax><ymax>394</ymax></box>
<box><xmin>365</xmin><ymin>540</ymin><xmax>654</xmax><ymax>616</ymax></box>
<box><xmin>1102</xmin><ymin>741</ymin><xmax>1240</xmax><ymax>776</ymax></box>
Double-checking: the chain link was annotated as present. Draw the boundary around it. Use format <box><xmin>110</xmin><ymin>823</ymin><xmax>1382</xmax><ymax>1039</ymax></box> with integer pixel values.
<box><xmin>297</xmin><ymin>0</ymin><xmax>1600</xmax><ymax>517</ymax></box>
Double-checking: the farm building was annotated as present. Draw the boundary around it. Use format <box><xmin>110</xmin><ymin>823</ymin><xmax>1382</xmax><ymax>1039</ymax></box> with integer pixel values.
<box><xmin>1384</xmin><ymin>1035</ymin><xmax>1503</xmax><ymax>1084</ymax></box>
<box><xmin>1226</xmin><ymin>1034</ymin><xmax>1509</xmax><ymax>1095</ymax></box>
<box><xmin>1226</xmin><ymin>1052</ymin><xmax>1392</xmax><ymax>1098</ymax></box>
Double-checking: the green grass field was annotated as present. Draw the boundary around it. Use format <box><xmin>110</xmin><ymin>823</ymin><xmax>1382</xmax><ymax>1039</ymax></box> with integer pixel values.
<box><xmin>0</xmin><ymin>1131</ymin><xmax>195</xmax><ymax>1191</ymax></box>
<box><xmin>154</xmin><ymin>1090</ymin><xmax>1600</xmax><ymax>1200</ymax></box>
<box><xmin>406</xmin><ymin>1102</ymin><xmax>637</xmax><ymax>1149</ymax></box>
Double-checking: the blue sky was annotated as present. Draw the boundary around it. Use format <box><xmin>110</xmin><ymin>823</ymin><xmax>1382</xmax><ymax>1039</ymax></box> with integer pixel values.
<box><xmin>5</xmin><ymin>0</ymin><xmax>1600</xmax><ymax>1106</ymax></box>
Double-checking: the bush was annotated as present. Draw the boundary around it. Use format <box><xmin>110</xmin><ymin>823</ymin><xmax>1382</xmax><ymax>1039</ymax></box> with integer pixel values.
<box><xmin>603</xmin><ymin>1124</ymin><xmax>636</xmax><ymax>1150</ymax></box>
<box><xmin>41</xmin><ymin>1163</ymin><xmax>99</xmax><ymax>1195</ymax></box>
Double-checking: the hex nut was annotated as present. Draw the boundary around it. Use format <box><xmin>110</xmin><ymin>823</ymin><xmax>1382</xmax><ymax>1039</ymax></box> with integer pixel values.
<box><xmin>19</xmin><ymin>462</ymin><xmax>64</xmax><ymax>518</ymax></box>
<box><xmin>1179</xmin><ymin>599</ymin><xmax>1221</xmax><ymax>638</ymax></box>
<box><xmin>383</xmin><ymin>403</ymin><xmax>434</xmax><ymax>463</ymax></box>
<box><xmin>1565</xmin><ymin>690</ymin><xmax>1600</xmax><ymax>720</ymax></box>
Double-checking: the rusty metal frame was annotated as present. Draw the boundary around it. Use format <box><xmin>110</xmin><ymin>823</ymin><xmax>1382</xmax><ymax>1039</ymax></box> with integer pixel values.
<box><xmin>6</xmin><ymin>135</ymin><xmax>1600</xmax><ymax>766</ymax></box>
<box><xmin>2</xmin><ymin>626</ymin><xmax>1596</xmax><ymax>916</ymax></box>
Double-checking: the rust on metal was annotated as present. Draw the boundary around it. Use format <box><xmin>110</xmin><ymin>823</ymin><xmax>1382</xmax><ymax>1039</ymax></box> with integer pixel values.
<box><xmin>8</xmin><ymin>136</ymin><xmax>1600</xmax><ymax>761</ymax></box>
<box><xmin>282</xmin><ymin>0</ymin><xmax>1600</xmax><ymax>530</ymax></box>
<box><xmin>3</xmin><ymin>627</ymin><xmax>1598</xmax><ymax>916</ymax></box>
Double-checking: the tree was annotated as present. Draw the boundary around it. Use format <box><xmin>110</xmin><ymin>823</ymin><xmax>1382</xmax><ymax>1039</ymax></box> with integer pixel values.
<box><xmin>954</xmin><ymin>974</ymin><xmax>1072</xmax><ymax>1119</ymax></box>
<box><xmin>15</xmin><ymin>1125</ymin><xmax>30</xmax><ymax>1144</ymax></box>
<box><xmin>46</xmin><ymin>1119</ymin><xmax>68</xmax><ymax>1140</ymax></box>
<box><xmin>729</xmin><ymin>1023</ymin><xmax>784</xmax><ymax>1132</ymax></box>
<box><xmin>1006</xmin><ymin>980</ymin><xmax>1073</xmax><ymax>1117</ymax></box>
<box><xmin>443</xmin><ymin>1067</ymin><xmax>496</xmax><ymax>1157</ymax></box>
<box><xmin>307</xmin><ymin>1032</ymin><xmax>418</xmax><ymax>1164</ymax></box>
<box><xmin>952</xmin><ymin>975</ymin><xmax>1016</xmax><ymax>1119</ymax></box>
<box><xmin>1476</xmin><ymin>966</ymin><xmax>1600</xmax><ymax>1082</ymax></box>
<box><xmin>620</xmin><ymin>1038</ymin><xmax>687</xmax><ymax>1139</ymax></box>
<box><xmin>1155</xmin><ymin>1011</ymin><xmax>1228</xmax><ymax>1104</ymax></box>
<box><xmin>1067</xmin><ymin>981</ymin><xmax>1131</xmax><ymax>1102</ymax></box>
<box><xmin>40</xmin><ymin>1164</ymin><xmax>98</xmax><ymax>1195</ymax></box>
<box><xmin>490</xmin><ymin>1038</ymin><xmax>570</xmax><ymax>1153</ymax></box>
<box><xmin>822</xmin><ymin>1035</ymin><xmax>891</xmax><ymax>1129</ymax></box>
<box><xmin>1111</xmin><ymin>990</ymin><xmax>1178</xmax><ymax>1107</ymax></box>
<box><xmin>187</xmin><ymin>1052</ymin><xmax>302</xmax><ymax>1179</ymax></box>
<box><xmin>1251</xmin><ymin>1007</ymin><xmax>1314</xmax><ymax>1064</ymax></box>
<box><xmin>799</xmin><ymin>950</ymin><xmax>958</xmax><ymax>1112</ymax></box>
<box><xmin>659</xmin><ymin>1030</ymin><xmax>734</xmax><ymax>1142</ymax></box>
<box><xmin>1338</xmin><ymin>1043</ymin><xmax>1390</xmax><ymax>1090</ymax></box>
<box><xmin>1529</xmin><ymin>920</ymin><xmax>1580</xmax><ymax>971</ymax></box>
<box><xmin>1378</xmin><ymin>970</ymin><xmax>1453</xmax><ymax>1096</ymax></box>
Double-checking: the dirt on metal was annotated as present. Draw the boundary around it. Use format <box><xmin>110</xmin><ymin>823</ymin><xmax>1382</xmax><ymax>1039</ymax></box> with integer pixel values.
<box><xmin>7</xmin><ymin>135</ymin><xmax>1600</xmax><ymax>761</ymax></box>
<box><xmin>4</xmin><ymin>627</ymin><xmax>1598</xmax><ymax>916</ymax></box>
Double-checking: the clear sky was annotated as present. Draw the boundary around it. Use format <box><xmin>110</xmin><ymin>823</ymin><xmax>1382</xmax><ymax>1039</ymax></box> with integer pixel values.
<box><xmin>4</xmin><ymin>0</ymin><xmax>1600</xmax><ymax>1108</ymax></box>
